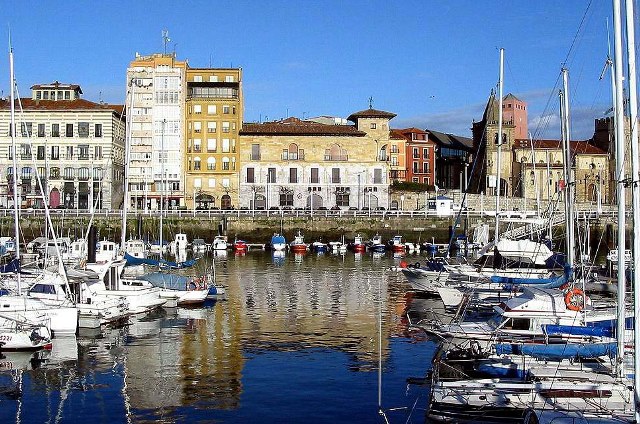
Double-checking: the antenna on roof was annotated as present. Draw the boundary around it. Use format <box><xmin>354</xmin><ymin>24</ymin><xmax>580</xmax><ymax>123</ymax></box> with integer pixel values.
<box><xmin>368</xmin><ymin>96</ymin><xmax>374</xmax><ymax>109</ymax></box>
<box><xmin>162</xmin><ymin>29</ymin><xmax>171</xmax><ymax>55</ymax></box>
<box><xmin>99</xmin><ymin>91</ymin><xmax>103</xmax><ymax>104</ymax></box>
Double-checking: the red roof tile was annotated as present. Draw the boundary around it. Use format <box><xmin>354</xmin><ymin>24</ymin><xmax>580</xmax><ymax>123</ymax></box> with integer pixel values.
<box><xmin>514</xmin><ymin>138</ymin><xmax>607</xmax><ymax>155</ymax></box>
<box><xmin>0</xmin><ymin>98</ymin><xmax>124</xmax><ymax>116</ymax></box>
<box><xmin>240</xmin><ymin>119</ymin><xmax>366</xmax><ymax>136</ymax></box>
<box><xmin>347</xmin><ymin>108</ymin><xmax>396</xmax><ymax>122</ymax></box>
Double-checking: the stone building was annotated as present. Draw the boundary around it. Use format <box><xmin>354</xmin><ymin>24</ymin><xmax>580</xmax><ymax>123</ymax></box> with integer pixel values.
<box><xmin>237</xmin><ymin>108</ymin><xmax>396</xmax><ymax>210</ymax></box>
<box><xmin>0</xmin><ymin>82</ymin><xmax>125</xmax><ymax>209</ymax></box>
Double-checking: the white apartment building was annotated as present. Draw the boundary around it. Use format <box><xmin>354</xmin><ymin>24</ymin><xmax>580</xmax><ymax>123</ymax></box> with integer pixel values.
<box><xmin>126</xmin><ymin>53</ymin><xmax>186</xmax><ymax>210</ymax></box>
<box><xmin>0</xmin><ymin>82</ymin><xmax>125</xmax><ymax>210</ymax></box>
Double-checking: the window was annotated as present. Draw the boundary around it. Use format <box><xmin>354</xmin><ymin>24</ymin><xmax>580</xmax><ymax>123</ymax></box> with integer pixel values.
<box><xmin>251</xmin><ymin>144</ymin><xmax>260</xmax><ymax>160</ymax></box>
<box><xmin>64</xmin><ymin>91</ymin><xmax>70</xmax><ymax>100</ymax></box>
<box><xmin>332</xmin><ymin>168</ymin><xmax>340</xmax><ymax>184</ymax></box>
<box><xmin>51</xmin><ymin>124</ymin><xmax>60</xmax><ymax>137</ymax></box>
<box><xmin>223</xmin><ymin>105</ymin><xmax>230</xmax><ymax>114</ymax></box>
<box><xmin>207</xmin><ymin>121</ymin><xmax>216</xmax><ymax>133</ymax></box>
<box><xmin>370</xmin><ymin>123</ymin><xmax>377</xmax><ymax>129</ymax></box>
<box><xmin>336</xmin><ymin>192</ymin><xmax>349</xmax><ymax>207</ymax></box>
<box><xmin>93</xmin><ymin>168</ymin><xmax>103</xmax><ymax>180</ymax></box>
<box><xmin>194</xmin><ymin>178</ymin><xmax>202</xmax><ymax>188</ymax></box>
<box><xmin>222</xmin><ymin>138</ymin><xmax>230</xmax><ymax>153</ymax></box>
<box><xmin>225</xmin><ymin>75</ymin><xmax>234</xmax><ymax>82</ymax></box>
<box><xmin>208</xmin><ymin>178</ymin><xmax>216</xmax><ymax>188</ymax></box>
<box><xmin>423</xmin><ymin>148</ymin><xmax>429</xmax><ymax>158</ymax></box>
<box><xmin>193</xmin><ymin>157</ymin><xmax>201</xmax><ymax>170</ymax></box>
<box><xmin>209</xmin><ymin>75</ymin><xmax>218</xmax><ymax>82</ymax></box>
<box><xmin>78</xmin><ymin>167</ymin><xmax>90</xmax><ymax>180</ymax></box>
<box><xmin>222</xmin><ymin>157</ymin><xmax>230</xmax><ymax>170</ymax></box>
<box><xmin>51</xmin><ymin>146</ymin><xmax>59</xmax><ymax>160</ymax></box>
<box><xmin>311</xmin><ymin>168</ymin><xmax>319</xmax><ymax>184</ymax></box>
<box><xmin>21</xmin><ymin>167</ymin><xmax>32</xmax><ymax>179</ymax></box>
<box><xmin>222</xmin><ymin>178</ymin><xmax>230</xmax><ymax>188</ymax></box>
<box><xmin>267</xmin><ymin>168</ymin><xmax>276</xmax><ymax>183</ymax></box>
<box><xmin>37</xmin><ymin>146</ymin><xmax>45</xmax><ymax>160</ymax></box>
<box><xmin>413</xmin><ymin>162</ymin><xmax>418</xmax><ymax>173</ymax></box>
<box><xmin>7</xmin><ymin>145</ymin><xmax>13</xmax><ymax>159</ymax></box>
<box><xmin>207</xmin><ymin>105</ymin><xmax>216</xmax><ymax>114</ymax></box>
<box><xmin>207</xmin><ymin>138</ymin><xmax>217</xmax><ymax>152</ymax></box>
<box><xmin>20</xmin><ymin>144</ymin><xmax>31</xmax><ymax>159</ymax></box>
<box><xmin>193</xmin><ymin>121</ymin><xmax>202</xmax><ymax>133</ymax></box>
<box><xmin>374</xmin><ymin>169</ymin><xmax>382</xmax><ymax>184</ymax></box>
<box><xmin>207</xmin><ymin>157</ymin><xmax>215</xmax><ymax>170</ymax></box>
<box><xmin>194</xmin><ymin>104</ymin><xmax>202</xmax><ymax>114</ymax></box>
<box><xmin>49</xmin><ymin>167</ymin><xmax>60</xmax><ymax>179</ymax></box>
<box><xmin>289</xmin><ymin>168</ymin><xmax>298</xmax><ymax>183</ymax></box>
<box><xmin>38</xmin><ymin>124</ymin><xmax>45</xmax><ymax>137</ymax></box>
<box><xmin>247</xmin><ymin>167</ymin><xmax>255</xmax><ymax>183</ymax></box>
<box><xmin>193</xmin><ymin>139</ymin><xmax>201</xmax><ymax>153</ymax></box>
<box><xmin>20</xmin><ymin>122</ymin><xmax>32</xmax><ymax>137</ymax></box>
<box><xmin>63</xmin><ymin>167</ymin><xmax>74</xmax><ymax>180</ymax></box>
<box><xmin>194</xmin><ymin>75</ymin><xmax>203</xmax><ymax>82</ymax></box>
<box><xmin>222</xmin><ymin>122</ymin><xmax>230</xmax><ymax>133</ymax></box>
<box><xmin>78</xmin><ymin>122</ymin><xmax>89</xmax><ymax>138</ymax></box>
<box><xmin>413</xmin><ymin>148</ymin><xmax>419</xmax><ymax>159</ymax></box>
<box><xmin>284</xmin><ymin>143</ymin><xmax>299</xmax><ymax>160</ymax></box>
<box><xmin>423</xmin><ymin>162</ymin><xmax>430</xmax><ymax>173</ymax></box>
<box><xmin>94</xmin><ymin>146</ymin><xmax>102</xmax><ymax>159</ymax></box>
<box><xmin>279</xmin><ymin>191</ymin><xmax>294</xmax><ymax>206</ymax></box>
<box><xmin>95</xmin><ymin>124</ymin><xmax>103</xmax><ymax>137</ymax></box>
<box><xmin>78</xmin><ymin>145</ymin><xmax>89</xmax><ymax>160</ymax></box>
<box><xmin>66</xmin><ymin>123</ymin><xmax>73</xmax><ymax>137</ymax></box>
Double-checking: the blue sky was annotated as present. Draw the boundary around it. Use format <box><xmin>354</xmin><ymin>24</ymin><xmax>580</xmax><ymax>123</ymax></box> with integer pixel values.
<box><xmin>1</xmin><ymin>1</ymin><xmax>616</xmax><ymax>140</ymax></box>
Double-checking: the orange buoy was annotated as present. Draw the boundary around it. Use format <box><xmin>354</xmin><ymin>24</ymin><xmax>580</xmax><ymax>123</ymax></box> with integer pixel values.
<box><xmin>565</xmin><ymin>288</ymin><xmax>585</xmax><ymax>311</ymax></box>
<box><xmin>399</xmin><ymin>260</ymin><xmax>408</xmax><ymax>268</ymax></box>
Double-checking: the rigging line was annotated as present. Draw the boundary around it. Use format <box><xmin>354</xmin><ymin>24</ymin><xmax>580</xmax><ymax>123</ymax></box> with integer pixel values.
<box><xmin>561</xmin><ymin>0</ymin><xmax>594</xmax><ymax>69</ymax></box>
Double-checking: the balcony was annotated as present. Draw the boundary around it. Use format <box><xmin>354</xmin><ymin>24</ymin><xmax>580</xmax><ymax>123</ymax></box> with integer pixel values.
<box><xmin>324</xmin><ymin>154</ymin><xmax>348</xmax><ymax>161</ymax></box>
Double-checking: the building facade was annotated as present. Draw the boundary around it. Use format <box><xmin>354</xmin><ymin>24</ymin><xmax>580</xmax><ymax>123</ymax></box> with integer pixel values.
<box><xmin>237</xmin><ymin>108</ymin><xmax>396</xmax><ymax>210</ymax></box>
<box><xmin>0</xmin><ymin>82</ymin><xmax>125</xmax><ymax>210</ymax></box>
<box><xmin>393</xmin><ymin>127</ymin><xmax>437</xmax><ymax>185</ymax></box>
<box><xmin>126</xmin><ymin>53</ymin><xmax>187</xmax><ymax>210</ymax></box>
<box><xmin>184</xmin><ymin>67</ymin><xmax>243</xmax><ymax>210</ymax></box>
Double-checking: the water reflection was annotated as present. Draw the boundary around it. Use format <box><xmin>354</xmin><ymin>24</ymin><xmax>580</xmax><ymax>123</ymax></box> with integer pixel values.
<box><xmin>0</xmin><ymin>251</ymin><xmax>430</xmax><ymax>422</ymax></box>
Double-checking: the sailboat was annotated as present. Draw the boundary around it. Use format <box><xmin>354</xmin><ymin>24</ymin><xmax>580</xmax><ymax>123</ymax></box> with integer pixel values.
<box><xmin>0</xmin><ymin>42</ymin><xmax>79</xmax><ymax>337</ymax></box>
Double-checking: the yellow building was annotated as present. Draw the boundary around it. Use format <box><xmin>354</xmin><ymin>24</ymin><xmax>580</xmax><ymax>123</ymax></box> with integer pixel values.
<box><xmin>184</xmin><ymin>68</ymin><xmax>243</xmax><ymax>209</ymax></box>
<box><xmin>237</xmin><ymin>108</ymin><xmax>395</xmax><ymax>210</ymax></box>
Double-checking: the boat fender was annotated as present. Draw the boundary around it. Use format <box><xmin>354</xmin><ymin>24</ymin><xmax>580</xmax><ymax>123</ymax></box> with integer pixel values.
<box><xmin>565</xmin><ymin>288</ymin><xmax>585</xmax><ymax>311</ymax></box>
<box><xmin>399</xmin><ymin>260</ymin><xmax>408</xmax><ymax>268</ymax></box>
<box><xmin>414</xmin><ymin>262</ymin><xmax>421</xmax><ymax>269</ymax></box>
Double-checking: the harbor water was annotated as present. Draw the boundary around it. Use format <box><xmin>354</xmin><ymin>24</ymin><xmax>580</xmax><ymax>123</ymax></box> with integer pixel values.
<box><xmin>0</xmin><ymin>250</ymin><xmax>438</xmax><ymax>423</ymax></box>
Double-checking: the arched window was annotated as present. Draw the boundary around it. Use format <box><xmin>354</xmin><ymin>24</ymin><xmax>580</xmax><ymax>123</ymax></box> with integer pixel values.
<box><xmin>288</xmin><ymin>143</ymin><xmax>299</xmax><ymax>160</ymax></box>
<box><xmin>325</xmin><ymin>143</ymin><xmax>347</xmax><ymax>161</ymax></box>
<box><xmin>207</xmin><ymin>157</ymin><xmax>216</xmax><ymax>170</ymax></box>
<box><xmin>379</xmin><ymin>145</ymin><xmax>388</xmax><ymax>161</ymax></box>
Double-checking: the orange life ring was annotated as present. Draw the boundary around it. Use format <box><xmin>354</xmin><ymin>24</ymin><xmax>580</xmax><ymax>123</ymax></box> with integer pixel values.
<box><xmin>565</xmin><ymin>288</ymin><xmax>585</xmax><ymax>311</ymax></box>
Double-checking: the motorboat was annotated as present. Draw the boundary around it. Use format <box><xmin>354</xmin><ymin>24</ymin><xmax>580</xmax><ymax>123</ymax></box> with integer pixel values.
<box><xmin>212</xmin><ymin>235</ymin><xmax>228</xmax><ymax>251</ymax></box>
<box><xmin>311</xmin><ymin>240</ymin><xmax>328</xmax><ymax>253</ymax></box>
<box><xmin>191</xmin><ymin>238</ymin><xmax>208</xmax><ymax>254</ymax></box>
<box><xmin>233</xmin><ymin>239</ymin><xmax>248</xmax><ymax>253</ymax></box>
<box><xmin>390</xmin><ymin>235</ymin><xmax>405</xmax><ymax>253</ymax></box>
<box><xmin>271</xmin><ymin>233</ymin><xmax>287</xmax><ymax>251</ymax></box>
<box><xmin>350</xmin><ymin>234</ymin><xmax>366</xmax><ymax>253</ymax></box>
<box><xmin>368</xmin><ymin>234</ymin><xmax>386</xmax><ymax>253</ymax></box>
<box><xmin>124</xmin><ymin>239</ymin><xmax>146</xmax><ymax>259</ymax></box>
<box><xmin>0</xmin><ymin>315</ymin><xmax>52</xmax><ymax>351</ymax></box>
<box><xmin>290</xmin><ymin>231</ymin><xmax>308</xmax><ymax>253</ymax></box>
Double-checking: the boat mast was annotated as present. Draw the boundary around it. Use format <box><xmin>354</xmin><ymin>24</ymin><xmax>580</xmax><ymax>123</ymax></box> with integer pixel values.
<box><xmin>612</xmin><ymin>0</ymin><xmax>627</xmax><ymax>379</ymax></box>
<box><xmin>8</xmin><ymin>41</ymin><xmax>21</xmax><ymax>295</ymax></box>
<box><xmin>559</xmin><ymin>69</ymin><xmax>575</xmax><ymax>269</ymax></box>
<box><xmin>121</xmin><ymin>81</ymin><xmax>135</xmax><ymax>250</ymax></box>
<box><xmin>494</xmin><ymin>48</ymin><xmax>504</xmax><ymax>243</ymax></box>
<box><xmin>624</xmin><ymin>0</ymin><xmax>640</xmax><ymax>416</ymax></box>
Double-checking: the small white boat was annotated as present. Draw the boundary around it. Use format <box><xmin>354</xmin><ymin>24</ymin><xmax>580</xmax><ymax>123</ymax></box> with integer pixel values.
<box><xmin>212</xmin><ymin>235</ymin><xmax>228</xmax><ymax>251</ymax></box>
<box><xmin>124</xmin><ymin>239</ymin><xmax>146</xmax><ymax>259</ymax></box>
<box><xmin>170</xmin><ymin>233</ymin><xmax>188</xmax><ymax>254</ymax></box>
<box><xmin>0</xmin><ymin>314</ymin><xmax>52</xmax><ymax>351</ymax></box>
<box><xmin>191</xmin><ymin>238</ymin><xmax>209</xmax><ymax>253</ymax></box>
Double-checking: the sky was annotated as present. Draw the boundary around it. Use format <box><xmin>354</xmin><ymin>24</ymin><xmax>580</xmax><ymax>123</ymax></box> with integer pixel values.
<box><xmin>0</xmin><ymin>1</ymin><xmax>620</xmax><ymax>140</ymax></box>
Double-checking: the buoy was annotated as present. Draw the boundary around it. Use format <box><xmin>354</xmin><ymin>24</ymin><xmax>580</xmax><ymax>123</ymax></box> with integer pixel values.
<box><xmin>565</xmin><ymin>288</ymin><xmax>585</xmax><ymax>311</ymax></box>
<box><xmin>399</xmin><ymin>260</ymin><xmax>408</xmax><ymax>268</ymax></box>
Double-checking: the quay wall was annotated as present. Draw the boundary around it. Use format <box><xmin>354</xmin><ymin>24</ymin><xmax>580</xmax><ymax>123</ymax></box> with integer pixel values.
<box><xmin>1</xmin><ymin>209</ymin><xmax>618</xmax><ymax>248</ymax></box>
